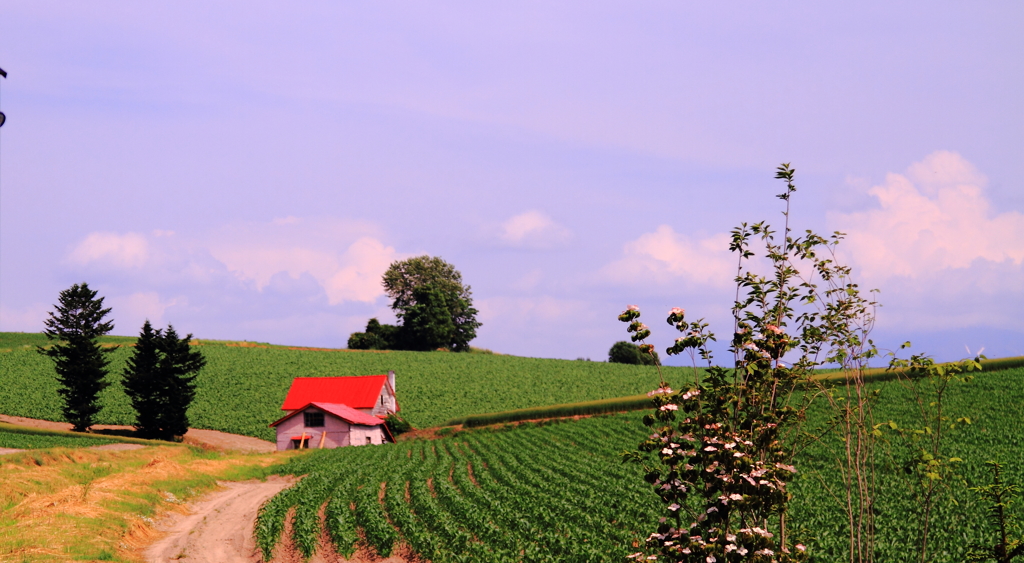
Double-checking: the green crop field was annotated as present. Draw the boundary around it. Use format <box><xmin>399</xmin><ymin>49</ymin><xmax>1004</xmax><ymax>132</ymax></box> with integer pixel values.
<box><xmin>256</xmin><ymin>366</ymin><xmax>1024</xmax><ymax>563</ymax></box>
<box><xmin>0</xmin><ymin>332</ymin><xmax>695</xmax><ymax>441</ymax></box>
<box><xmin>257</xmin><ymin>412</ymin><xmax>661</xmax><ymax>563</ymax></box>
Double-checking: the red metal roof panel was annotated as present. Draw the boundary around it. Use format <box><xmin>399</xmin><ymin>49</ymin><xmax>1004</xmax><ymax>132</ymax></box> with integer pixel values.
<box><xmin>281</xmin><ymin>375</ymin><xmax>388</xmax><ymax>410</ymax></box>
<box><xmin>312</xmin><ymin>402</ymin><xmax>385</xmax><ymax>426</ymax></box>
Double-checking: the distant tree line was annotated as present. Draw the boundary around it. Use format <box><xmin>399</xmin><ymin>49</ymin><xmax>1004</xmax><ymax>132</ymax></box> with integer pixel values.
<box><xmin>348</xmin><ymin>256</ymin><xmax>481</xmax><ymax>352</ymax></box>
<box><xmin>608</xmin><ymin>340</ymin><xmax>661</xmax><ymax>366</ymax></box>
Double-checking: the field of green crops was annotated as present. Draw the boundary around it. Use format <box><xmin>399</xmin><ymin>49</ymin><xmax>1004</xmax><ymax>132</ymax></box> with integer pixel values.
<box><xmin>257</xmin><ymin>412</ymin><xmax>661</xmax><ymax>563</ymax></box>
<box><xmin>257</xmin><ymin>366</ymin><xmax>1024</xmax><ymax>563</ymax></box>
<box><xmin>0</xmin><ymin>332</ymin><xmax>695</xmax><ymax>441</ymax></box>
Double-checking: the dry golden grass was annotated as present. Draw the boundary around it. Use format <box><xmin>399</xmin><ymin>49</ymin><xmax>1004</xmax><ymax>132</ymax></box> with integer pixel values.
<box><xmin>0</xmin><ymin>445</ymin><xmax>285</xmax><ymax>562</ymax></box>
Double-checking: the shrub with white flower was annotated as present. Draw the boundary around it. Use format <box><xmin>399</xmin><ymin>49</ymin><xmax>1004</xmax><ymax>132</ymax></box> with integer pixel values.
<box><xmin>620</xmin><ymin>165</ymin><xmax>822</xmax><ymax>563</ymax></box>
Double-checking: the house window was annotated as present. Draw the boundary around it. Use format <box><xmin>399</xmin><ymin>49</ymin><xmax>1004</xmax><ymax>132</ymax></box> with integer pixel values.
<box><xmin>366</xmin><ymin>436</ymin><xmax>372</xmax><ymax>445</ymax></box>
<box><xmin>304</xmin><ymin>412</ymin><xmax>325</xmax><ymax>427</ymax></box>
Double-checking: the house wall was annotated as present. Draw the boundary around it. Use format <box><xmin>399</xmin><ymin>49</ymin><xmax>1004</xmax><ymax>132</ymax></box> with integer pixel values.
<box><xmin>274</xmin><ymin>407</ymin><xmax>352</xmax><ymax>450</ymax></box>
<box><xmin>369</xmin><ymin>385</ymin><xmax>397</xmax><ymax>417</ymax></box>
<box><xmin>349</xmin><ymin>424</ymin><xmax>385</xmax><ymax>446</ymax></box>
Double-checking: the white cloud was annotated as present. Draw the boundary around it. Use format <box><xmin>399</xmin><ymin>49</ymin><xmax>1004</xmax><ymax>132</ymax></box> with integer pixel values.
<box><xmin>208</xmin><ymin>218</ymin><xmax>401</xmax><ymax>305</ymax></box>
<box><xmin>107</xmin><ymin>291</ymin><xmax>180</xmax><ymax>331</ymax></box>
<box><xmin>476</xmin><ymin>295</ymin><xmax>589</xmax><ymax>325</ymax></box>
<box><xmin>324</xmin><ymin>237</ymin><xmax>401</xmax><ymax>304</ymax></box>
<box><xmin>498</xmin><ymin>210</ymin><xmax>572</xmax><ymax>248</ymax></box>
<box><xmin>69</xmin><ymin>232</ymin><xmax>149</xmax><ymax>268</ymax></box>
<box><xmin>830</xmin><ymin>151</ymin><xmax>1024</xmax><ymax>280</ymax></box>
<box><xmin>604</xmin><ymin>226</ymin><xmax>735</xmax><ymax>288</ymax></box>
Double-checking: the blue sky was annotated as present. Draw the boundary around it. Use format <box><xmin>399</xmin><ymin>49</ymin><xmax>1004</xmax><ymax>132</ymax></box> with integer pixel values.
<box><xmin>1</xmin><ymin>2</ymin><xmax>1021</xmax><ymax>364</ymax></box>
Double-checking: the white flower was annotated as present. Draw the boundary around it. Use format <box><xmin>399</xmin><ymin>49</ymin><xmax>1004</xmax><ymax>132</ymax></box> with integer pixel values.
<box><xmin>737</xmin><ymin>547</ymin><xmax>748</xmax><ymax>556</ymax></box>
<box><xmin>724</xmin><ymin>442</ymin><xmax>736</xmax><ymax>449</ymax></box>
<box><xmin>796</xmin><ymin>544</ymin><xmax>807</xmax><ymax>552</ymax></box>
<box><xmin>725</xmin><ymin>544</ymin><xmax>737</xmax><ymax>553</ymax></box>
<box><xmin>706</xmin><ymin>556</ymin><xmax>716</xmax><ymax>563</ymax></box>
<box><xmin>662</xmin><ymin>448</ymin><xmax>673</xmax><ymax>455</ymax></box>
<box><xmin>669</xmin><ymin>307</ymin><xmax>685</xmax><ymax>316</ymax></box>
<box><xmin>627</xmin><ymin>304</ymin><xmax>640</xmax><ymax>312</ymax></box>
<box><xmin>704</xmin><ymin>446</ymin><xmax>718</xmax><ymax>452</ymax></box>
<box><xmin>660</xmin><ymin>404</ymin><xmax>679</xmax><ymax>412</ymax></box>
<box><xmin>626</xmin><ymin>553</ymin><xmax>643</xmax><ymax>560</ymax></box>
<box><xmin>668</xmin><ymin>503</ymin><xmax>681</xmax><ymax>511</ymax></box>
<box><xmin>729</xmin><ymin>494</ymin><xmax>743</xmax><ymax>501</ymax></box>
<box><xmin>725</xmin><ymin>534</ymin><xmax>736</xmax><ymax>542</ymax></box>
<box><xmin>755</xmin><ymin>548</ymin><xmax>774</xmax><ymax>556</ymax></box>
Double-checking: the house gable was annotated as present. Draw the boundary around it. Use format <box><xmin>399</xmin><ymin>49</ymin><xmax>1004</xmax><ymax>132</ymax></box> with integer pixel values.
<box><xmin>270</xmin><ymin>403</ymin><xmax>386</xmax><ymax>450</ymax></box>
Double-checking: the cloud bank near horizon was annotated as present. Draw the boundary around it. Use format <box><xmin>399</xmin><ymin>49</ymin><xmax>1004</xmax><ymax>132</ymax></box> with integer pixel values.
<box><xmin>4</xmin><ymin>152</ymin><xmax>1019</xmax><ymax>362</ymax></box>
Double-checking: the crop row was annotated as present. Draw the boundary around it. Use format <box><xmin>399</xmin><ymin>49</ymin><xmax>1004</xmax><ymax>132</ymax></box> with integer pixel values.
<box><xmin>256</xmin><ymin>413</ymin><xmax>662</xmax><ymax>562</ymax></box>
<box><xmin>258</xmin><ymin>367</ymin><xmax>1024</xmax><ymax>563</ymax></box>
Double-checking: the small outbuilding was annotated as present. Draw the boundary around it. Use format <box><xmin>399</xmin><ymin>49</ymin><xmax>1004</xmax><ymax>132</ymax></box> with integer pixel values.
<box><xmin>270</xmin><ymin>372</ymin><xmax>399</xmax><ymax>451</ymax></box>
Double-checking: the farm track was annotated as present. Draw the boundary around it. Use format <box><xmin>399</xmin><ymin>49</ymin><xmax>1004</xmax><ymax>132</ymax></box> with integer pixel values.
<box><xmin>145</xmin><ymin>476</ymin><xmax>296</xmax><ymax>563</ymax></box>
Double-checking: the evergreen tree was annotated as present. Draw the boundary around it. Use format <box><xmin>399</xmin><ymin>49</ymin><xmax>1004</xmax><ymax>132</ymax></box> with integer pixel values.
<box><xmin>122</xmin><ymin>321</ymin><xmax>164</xmax><ymax>438</ymax></box>
<box><xmin>122</xmin><ymin>322</ymin><xmax>206</xmax><ymax>440</ymax></box>
<box><xmin>39</xmin><ymin>282</ymin><xmax>114</xmax><ymax>432</ymax></box>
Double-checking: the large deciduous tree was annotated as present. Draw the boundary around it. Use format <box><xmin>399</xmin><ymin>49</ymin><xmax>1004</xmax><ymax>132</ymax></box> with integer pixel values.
<box><xmin>381</xmin><ymin>255</ymin><xmax>481</xmax><ymax>352</ymax></box>
<box><xmin>39</xmin><ymin>282</ymin><xmax>115</xmax><ymax>432</ymax></box>
<box><xmin>122</xmin><ymin>321</ymin><xmax>206</xmax><ymax>440</ymax></box>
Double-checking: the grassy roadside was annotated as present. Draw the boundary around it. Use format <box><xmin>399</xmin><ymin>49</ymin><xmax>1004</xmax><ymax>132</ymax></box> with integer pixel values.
<box><xmin>0</xmin><ymin>445</ymin><xmax>290</xmax><ymax>562</ymax></box>
<box><xmin>0</xmin><ymin>422</ymin><xmax>179</xmax><ymax>450</ymax></box>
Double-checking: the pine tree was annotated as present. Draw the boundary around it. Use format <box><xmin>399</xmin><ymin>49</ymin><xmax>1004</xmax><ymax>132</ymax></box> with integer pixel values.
<box><xmin>156</xmin><ymin>325</ymin><xmax>205</xmax><ymax>440</ymax></box>
<box><xmin>122</xmin><ymin>321</ymin><xmax>164</xmax><ymax>438</ymax></box>
<box><xmin>39</xmin><ymin>282</ymin><xmax>115</xmax><ymax>432</ymax></box>
<box><xmin>122</xmin><ymin>322</ymin><xmax>206</xmax><ymax>440</ymax></box>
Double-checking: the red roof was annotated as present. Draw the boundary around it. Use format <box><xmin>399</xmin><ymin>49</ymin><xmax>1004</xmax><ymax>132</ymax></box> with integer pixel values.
<box><xmin>270</xmin><ymin>402</ymin><xmax>385</xmax><ymax>428</ymax></box>
<box><xmin>281</xmin><ymin>375</ymin><xmax>393</xmax><ymax>411</ymax></box>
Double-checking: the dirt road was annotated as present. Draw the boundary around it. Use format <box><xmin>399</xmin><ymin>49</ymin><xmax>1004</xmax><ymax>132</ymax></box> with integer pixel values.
<box><xmin>145</xmin><ymin>476</ymin><xmax>295</xmax><ymax>563</ymax></box>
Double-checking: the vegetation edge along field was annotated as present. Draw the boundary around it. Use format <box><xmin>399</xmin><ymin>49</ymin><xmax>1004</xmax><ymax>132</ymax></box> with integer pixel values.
<box><xmin>0</xmin><ymin>332</ymin><xmax>687</xmax><ymax>440</ymax></box>
<box><xmin>5</xmin><ymin>332</ymin><xmax>1019</xmax><ymax>441</ymax></box>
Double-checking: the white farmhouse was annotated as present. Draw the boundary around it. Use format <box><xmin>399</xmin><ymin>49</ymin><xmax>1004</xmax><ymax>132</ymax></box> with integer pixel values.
<box><xmin>269</xmin><ymin>372</ymin><xmax>399</xmax><ymax>450</ymax></box>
